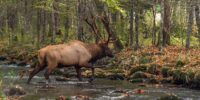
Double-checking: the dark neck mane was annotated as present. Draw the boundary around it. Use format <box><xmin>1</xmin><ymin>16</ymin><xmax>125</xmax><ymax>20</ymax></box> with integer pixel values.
<box><xmin>84</xmin><ymin>43</ymin><xmax>104</xmax><ymax>63</ymax></box>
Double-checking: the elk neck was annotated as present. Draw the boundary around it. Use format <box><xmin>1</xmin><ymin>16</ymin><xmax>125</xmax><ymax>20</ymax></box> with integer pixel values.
<box><xmin>84</xmin><ymin>43</ymin><xmax>105</xmax><ymax>63</ymax></box>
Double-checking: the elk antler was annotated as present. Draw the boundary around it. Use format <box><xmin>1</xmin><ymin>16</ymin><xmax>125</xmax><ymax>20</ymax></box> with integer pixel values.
<box><xmin>84</xmin><ymin>13</ymin><xmax>102</xmax><ymax>41</ymax></box>
<box><xmin>100</xmin><ymin>14</ymin><xmax>112</xmax><ymax>44</ymax></box>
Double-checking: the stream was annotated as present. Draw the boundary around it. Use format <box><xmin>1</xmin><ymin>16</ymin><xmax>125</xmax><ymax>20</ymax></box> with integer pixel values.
<box><xmin>1</xmin><ymin>64</ymin><xmax>200</xmax><ymax>100</ymax></box>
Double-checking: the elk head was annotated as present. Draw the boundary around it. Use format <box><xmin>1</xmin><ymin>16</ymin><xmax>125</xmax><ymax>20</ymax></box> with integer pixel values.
<box><xmin>97</xmin><ymin>41</ymin><xmax>114</xmax><ymax>58</ymax></box>
<box><xmin>85</xmin><ymin>13</ymin><xmax>114</xmax><ymax>58</ymax></box>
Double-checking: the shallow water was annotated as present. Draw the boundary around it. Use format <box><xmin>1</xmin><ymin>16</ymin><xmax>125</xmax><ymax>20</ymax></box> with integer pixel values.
<box><xmin>1</xmin><ymin>65</ymin><xmax>200</xmax><ymax>100</ymax></box>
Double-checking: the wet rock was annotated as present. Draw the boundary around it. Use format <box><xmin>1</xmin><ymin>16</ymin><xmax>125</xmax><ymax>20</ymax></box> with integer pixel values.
<box><xmin>3</xmin><ymin>85</ymin><xmax>26</xmax><ymax>96</ymax></box>
<box><xmin>82</xmin><ymin>68</ymin><xmax>106</xmax><ymax>78</ymax></box>
<box><xmin>130</xmin><ymin>78</ymin><xmax>144</xmax><ymax>83</ymax></box>
<box><xmin>17</xmin><ymin>61</ymin><xmax>27</xmax><ymax>66</ymax></box>
<box><xmin>0</xmin><ymin>56</ymin><xmax>7</xmax><ymax>61</ymax></box>
<box><xmin>129</xmin><ymin>71</ymin><xmax>148</xmax><ymax>79</ymax></box>
<box><xmin>133</xmin><ymin>89</ymin><xmax>145</xmax><ymax>94</ymax></box>
<box><xmin>157</xmin><ymin>94</ymin><xmax>183</xmax><ymax>100</ymax></box>
<box><xmin>107</xmin><ymin>73</ymin><xmax>124</xmax><ymax>80</ymax></box>
<box><xmin>147</xmin><ymin>64</ymin><xmax>161</xmax><ymax>75</ymax></box>
<box><xmin>56</xmin><ymin>95</ymin><xmax>67</xmax><ymax>100</ymax></box>
<box><xmin>71</xmin><ymin>95</ymin><xmax>90</xmax><ymax>100</ymax></box>
<box><xmin>101</xmin><ymin>94</ymin><xmax>129</xmax><ymax>100</ymax></box>
<box><xmin>129</xmin><ymin>65</ymin><xmax>147</xmax><ymax>75</ymax></box>
<box><xmin>55</xmin><ymin>76</ymin><xmax>70</xmax><ymax>81</ymax></box>
<box><xmin>148</xmin><ymin>77</ymin><xmax>160</xmax><ymax>84</ymax></box>
<box><xmin>52</xmin><ymin>69</ymin><xmax>65</xmax><ymax>75</ymax></box>
<box><xmin>161</xmin><ymin>77</ymin><xmax>172</xmax><ymax>84</ymax></box>
<box><xmin>7</xmin><ymin>60</ymin><xmax>17</xmax><ymax>65</ymax></box>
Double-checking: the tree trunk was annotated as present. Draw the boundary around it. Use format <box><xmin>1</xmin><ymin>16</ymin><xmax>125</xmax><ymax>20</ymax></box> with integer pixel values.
<box><xmin>54</xmin><ymin>0</ymin><xmax>60</xmax><ymax>34</ymax></box>
<box><xmin>23</xmin><ymin>0</ymin><xmax>29</xmax><ymax>41</ymax></box>
<box><xmin>63</xmin><ymin>16</ymin><xmax>70</xmax><ymax>42</ymax></box>
<box><xmin>195</xmin><ymin>5</ymin><xmax>200</xmax><ymax>45</ymax></box>
<box><xmin>152</xmin><ymin>0</ymin><xmax>157</xmax><ymax>45</ymax></box>
<box><xmin>77</xmin><ymin>0</ymin><xmax>83</xmax><ymax>41</ymax></box>
<box><xmin>186</xmin><ymin>1</ymin><xmax>194</xmax><ymax>49</ymax></box>
<box><xmin>162</xmin><ymin>0</ymin><xmax>171</xmax><ymax>46</ymax></box>
<box><xmin>51</xmin><ymin>9</ymin><xmax>56</xmax><ymax>43</ymax></box>
<box><xmin>41</xmin><ymin>9</ymin><xmax>47</xmax><ymax>42</ymax></box>
<box><xmin>157</xmin><ymin>0</ymin><xmax>164</xmax><ymax>50</ymax></box>
<box><xmin>37</xmin><ymin>9</ymin><xmax>41</xmax><ymax>47</ymax></box>
<box><xmin>129</xmin><ymin>0</ymin><xmax>134</xmax><ymax>47</ymax></box>
<box><xmin>135</xmin><ymin>0</ymin><xmax>139</xmax><ymax>49</ymax></box>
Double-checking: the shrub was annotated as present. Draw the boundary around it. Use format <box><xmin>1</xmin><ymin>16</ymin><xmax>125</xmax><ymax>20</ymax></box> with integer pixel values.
<box><xmin>175</xmin><ymin>60</ymin><xmax>185</xmax><ymax>67</ymax></box>
<box><xmin>161</xmin><ymin>67</ymin><xmax>171</xmax><ymax>77</ymax></box>
<box><xmin>172</xmin><ymin>69</ymin><xmax>188</xmax><ymax>85</ymax></box>
<box><xmin>129</xmin><ymin>65</ymin><xmax>147</xmax><ymax>75</ymax></box>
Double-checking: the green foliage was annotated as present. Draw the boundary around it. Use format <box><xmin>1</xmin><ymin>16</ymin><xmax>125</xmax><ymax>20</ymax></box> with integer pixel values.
<box><xmin>172</xmin><ymin>69</ymin><xmax>189</xmax><ymax>84</ymax></box>
<box><xmin>175</xmin><ymin>60</ymin><xmax>185</xmax><ymax>67</ymax></box>
<box><xmin>139</xmin><ymin>56</ymin><xmax>150</xmax><ymax>64</ymax></box>
<box><xmin>100</xmin><ymin>0</ymin><xmax>126</xmax><ymax>16</ymax></box>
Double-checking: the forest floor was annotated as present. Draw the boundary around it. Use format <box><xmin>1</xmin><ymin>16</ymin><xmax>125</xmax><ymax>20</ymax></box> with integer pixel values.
<box><xmin>83</xmin><ymin>46</ymin><xmax>200</xmax><ymax>89</ymax></box>
<box><xmin>0</xmin><ymin>45</ymin><xmax>200</xmax><ymax>89</ymax></box>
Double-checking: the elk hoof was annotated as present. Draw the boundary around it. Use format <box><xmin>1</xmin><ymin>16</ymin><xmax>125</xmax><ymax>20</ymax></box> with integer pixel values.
<box><xmin>88</xmin><ymin>77</ymin><xmax>94</xmax><ymax>83</ymax></box>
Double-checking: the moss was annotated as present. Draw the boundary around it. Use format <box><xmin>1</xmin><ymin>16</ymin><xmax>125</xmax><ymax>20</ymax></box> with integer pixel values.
<box><xmin>130</xmin><ymin>78</ymin><xmax>144</xmax><ymax>83</ymax></box>
<box><xmin>129</xmin><ymin>71</ymin><xmax>148</xmax><ymax>79</ymax></box>
<box><xmin>129</xmin><ymin>65</ymin><xmax>147</xmax><ymax>75</ymax></box>
<box><xmin>161</xmin><ymin>67</ymin><xmax>171</xmax><ymax>77</ymax></box>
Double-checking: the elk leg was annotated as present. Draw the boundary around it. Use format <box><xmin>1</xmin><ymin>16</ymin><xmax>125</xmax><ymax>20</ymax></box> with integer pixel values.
<box><xmin>90</xmin><ymin>67</ymin><xmax>95</xmax><ymax>83</ymax></box>
<box><xmin>27</xmin><ymin>65</ymin><xmax>45</xmax><ymax>84</ymax></box>
<box><xmin>44</xmin><ymin>59</ymin><xmax>57</xmax><ymax>86</ymax></box>
<box><xmin>81</xmin><ymin>63</ymin><xmax>94</xmax><ymax>82</ymax></box>
<box><xmin>75</xmin><ymin>66</ymin><xmax>82</xmax><ymax>81</ymax></box>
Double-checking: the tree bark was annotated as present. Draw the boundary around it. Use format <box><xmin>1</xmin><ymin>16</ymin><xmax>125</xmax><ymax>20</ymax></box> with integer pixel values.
<box><xmin>162</xmin><ymin>0</ymin><xmax>171</xmax><ymax>46</ymax></box>
<box><xmin>135</xmin><ymin>0</ymin><xmax>139</xmax><ymax>49</ymax></box>
<box><xmin>157</xmin><ymin>0</ymin><xmax>164</xmax><ymax>50</ymax></box>
<box><xmin>51</xmin><ymin>8</ymin><xmax>56</xmax><ymax>43</ymax></box>
<box><xmin>152</xmin><ymin>0</ymin><xmax>157</xmax><ymax>45</ymax></box>
<box><xmin>77</xmin><ymin>0</ymin><xmax>83</xmax><ymax>41</ymax></box>
<box><xmin>37</xmin><ymin>9</ymin><xmax>41</xmax><ymax>47</ymax></box>
<box><xmin>195</xmin><ymin>5</ymin><xmax>200</xmax><ymax>45</ymax></box>
<box><xmin>129</xmin><ymin>0</ymin><xmax>134</xmax><ymax>47</ymax></box>
<box><xmin>186</xmin><ymin>1</ymin><xmax>194</xmax><ymax>49</ymax></box>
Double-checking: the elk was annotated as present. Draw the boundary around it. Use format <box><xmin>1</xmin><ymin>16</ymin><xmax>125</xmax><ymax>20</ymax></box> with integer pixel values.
<box><xmin>27</xmin><ymin>15</ymin><xmax>114</xmax><ymax>84</ymax></box>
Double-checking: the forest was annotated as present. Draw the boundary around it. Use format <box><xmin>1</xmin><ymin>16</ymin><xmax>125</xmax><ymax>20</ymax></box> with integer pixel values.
<box><xmin>0</xmin><ymin>0</ymin><xmax>200</xmax><ymax>100</ymax></box>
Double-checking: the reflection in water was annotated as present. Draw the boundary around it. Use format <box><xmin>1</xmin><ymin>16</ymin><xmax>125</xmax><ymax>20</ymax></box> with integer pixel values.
<box><xmin>1</xmin><ymin>66</ymin><xmax>200</xmax><ymax>100</ymax></box>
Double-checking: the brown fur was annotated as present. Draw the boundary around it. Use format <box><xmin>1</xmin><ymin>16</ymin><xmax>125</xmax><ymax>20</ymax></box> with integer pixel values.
<box><xmin>27</xmin><ymin>40</ymin><xmax>113</xmax><ymax>84</ymax></box>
